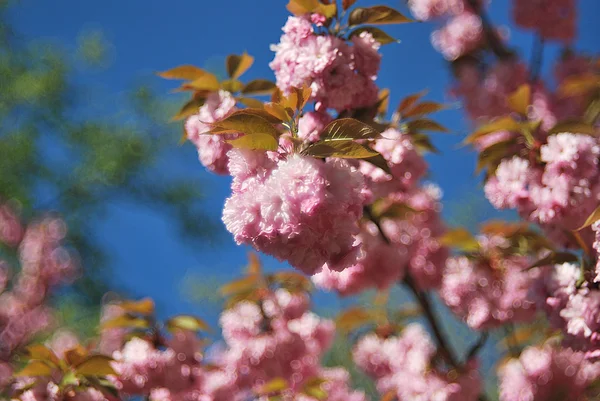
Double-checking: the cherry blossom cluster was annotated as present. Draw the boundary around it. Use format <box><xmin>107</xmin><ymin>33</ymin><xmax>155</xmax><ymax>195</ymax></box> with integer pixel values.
<box><xmin>353</xmin><ymin>323</ymin><xmax>482</xmax><ymax>401</ymax></box>
<box><xmin>440</xmin><ymin>233</ymin><xmax>541</xmax><ymax>330</ymax></box>
<box><xmin>498</xmin><ymin>344</ymin><xmax>600</xmax><ymax>401</ymax></box>
<box><xmin>0</xmin><ymin>203</ymin><xmax>78</xmax><ymax>390</ymax></box>
<box><xmin>270</xmin><ymin>15</ymin><xmax>380</xmax><ymax>112</ymax></box>
<box><xmin>408</xmin><ymin>0</ymin><xmax>486</xmax><ymax>61</ymax></box>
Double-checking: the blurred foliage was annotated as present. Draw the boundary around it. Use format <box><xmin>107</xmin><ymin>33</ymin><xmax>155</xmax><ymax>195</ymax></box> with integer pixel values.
<box><xmin>0</xmin><ymin>2</ymin><xmax>217</xmax><ymax>333</ymax></box>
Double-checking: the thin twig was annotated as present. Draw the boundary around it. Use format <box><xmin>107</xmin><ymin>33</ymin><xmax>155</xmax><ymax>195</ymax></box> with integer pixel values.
<box><xmin>466</xmin><ymin>0</ymin><xmax>513</xmax><ymax>60</ymax></box>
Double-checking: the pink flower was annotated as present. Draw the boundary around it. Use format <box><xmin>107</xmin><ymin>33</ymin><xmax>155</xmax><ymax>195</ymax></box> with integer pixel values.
<box><xmin>513</xmin><ymin>0</ymin><xmax>577</xmax><ymax>42</ymax></box>
<box><xmin>297</xmin><ymin>111</ymin><xmax>333</xmax><ymax>143</ymax></box>
<box><xmin>185</xmin><ymin>90</ymin><xmax>237</xmax><ymax>174</ymax></box>
<box><xmin>407</xmin><ymin>0</ymin><xmax>468</xmax><ymax>20</ymax></box>
<box><xmin>593</xmin><ymin>221</ymin><xmax>600</xmax><ymax>282</ymax></box>
<box><xmin>351</xmin><ymin>31</ymin><xmax>382</xmax><ymax>79</ymax></box>
<box><xmin>484</xmin><ymin>157</ymin><xmax>535</xmax><ymax>210</ymax></box>
<box><xmin>440</xmin><ymin>238</ymin><xmax>540</xmax><ymax>330</ymax></box>
<box><xmin>499</xmin><ymin>345</ymin><xmax>600</xmax><ymax>401</ymax></box>
<box><xmin>431</xmin><ymin>12</ymin><xmax>484</xmax><ymax>60</ymax></box>
<box><xmin>223</xmin><ymin>155</ymin><xmax>367</xmax><ymax>275</ymax></box>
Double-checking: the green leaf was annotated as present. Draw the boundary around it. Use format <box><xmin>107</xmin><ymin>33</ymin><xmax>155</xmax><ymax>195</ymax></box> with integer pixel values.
<box><xmin>476</xmin><ymin>138</ymin><xmax>516</xmax><ymax>173</ymax></box>
<box><xmin>242</xmin><ymin>79</ymin><xmax>277</xmax><ymax>95</ymax></box>
<box><xmin>396</xmin><ymin>90</ymin><xmax>428</xmax><ymax>115</ymax></box>
<box><xmin>221</xmin><ymin>79</ymin><xmax>244</xmax><ymax>93</ymax></box>
<box><xmin>577</xmin><ymin>204</ymin><xmax>600</xmax><ymax>230</ymax></box>
<box><xmin>180</xmin><ymin>73</ymin><xmax>220</xmax><ymax>92</ymax></box>
<box><xmin>101</xmin><ymin>315</ymin><xmax>150</xmax><ymax>330</ymax></box>
<box><xmin>264</xmin><ymin>102</ymin><xmax>291</xmax><ymax>122</ymax></box>
<box><xmin>226</xmin><ymin>133</ymin><xmax>279</xmax><ymax>151</ymax></box>
<box><xmin>166</xmin><ymin>315</ymin><xmax>211</xmax><ymax>333</ymax></box>
<box><xmin>208</xmin><ymin>112</ymin><xmax>280</xmax><ymax>137</ymax></box>
<box><xmin>75</xmin><ymin>355</ymin><xmax>117</xmax><ymax>377</ymax></box>
<box><xmin>406</xmin><ymin>119</ymin><xmax>449</xmax><ymax>133</ymax></box>
<box><xmin>226</xmin><ymin>53</ymin><xmax>254</xmax><ymax>79</ymax></box>
<box><xmin>303</xmin><ymin>385</ymin><xmax>328</xmax><ymax>400</ymax></box>
<box><xmin>305</xmin><ymin>141</ymin><xmax>379</xmax><ymax>159</ymax></box>
<box><xmin>508</xmin><ymin>84</ymin><xmax>531</xmax><ymax>115</ymax></box>
<box><xmin>269</xmin><ymin>271</ymin><xmax>312</xmax><ymax>292</ymax></box>
<box><xmin>237</xmin><ymin>97</ymin><xmax>265</xmax><ymax>109</ymax></box>
<box><xmin>440</xmin><ymin>228</ymin><xmax>480</xmax><ymax>252</ymax></box>
<box><xmin>119</xmin><ymin>298</ymin><xmax>155</xmax><ymax>315</ymax></box>
<box><xmin>172</xmin><ymin>97</ymin><xmax>204</xmax><ymax>121</ymax></box>
<box><xmin>257</xmin><ymin>377</ymin><xmax>288</xmax><ymax>395</ymax></box>
<box><xmin>15</xmin><ymin>361</ymin><xmax>54</xmax><ymax>377</ymax></box>
<box><xmin>528</xmin><ymin>252</ymin><xmax>579</xmax><ymax>269</ymax></box>
<box><xmin>349</xmin><ymin>5</ymin><xmax>413</xmax><ymax>26</ymax></box>
<box><xmin>348</xmin><ymin>27</ymin><xmax>398</xmax><ymax>45</ymax></box>
<box><xmin>286</xmin><ymin>0</ymin><xmax>337</xmax><ymax>18</ymax></box>
<box><xmin>363</xmin><ymin>154</ymin><xmax>392</xmax><ymax>175</ymax></box>
<box><xmin>25</xmin><ymin>345</ymin><xmax>60</xmax><ymax>366</ymax></box>
<box><xmin>402</xmin><ymin>101</ymin><xmax>446</xmax><ymax>118</ymax></box>
<box><xmin>558</xmin><ymin>74</ymin><xmax>600</xmax><ymax>97</ymax></box>
<box><xmin>336</xmin><ymin>307</ymin><xmax>376</xmax><ymax>333</ymax></box>
<box><xmin>320</xmin><ymin>118</ymin><xmax>381</xmax><ymax>141</ymax></box>
<box><xmin>158</xmin><ymin>65</ymin><xmax>207</xmax><ymax>80</ymax></box>
<box><xmin>410</xmin><ymin>133</ymin><xmax>439</xmax><ymax>154</ymax></box>
<box><xmin>464</xmin><ymin>116</ymin><xmax>522</xmax><ymax>144</ymax></box>
<box><xmin>547</xmin><ymin>120</ymin><xmax>598</xmax><ymax>136</ymax></box>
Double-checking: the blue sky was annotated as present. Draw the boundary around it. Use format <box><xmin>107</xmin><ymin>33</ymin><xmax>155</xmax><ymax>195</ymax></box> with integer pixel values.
<box><xmin>7</xmin><ymin>0</ymin><xmax>600</xmax><ymax>326</ymax></box>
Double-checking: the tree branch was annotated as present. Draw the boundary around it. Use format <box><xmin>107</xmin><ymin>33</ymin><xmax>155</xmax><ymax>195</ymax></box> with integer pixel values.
<box><xmin>466</xmin><ymin>0</ymin><xmax>513</xmax><ymax>60</ymax></box>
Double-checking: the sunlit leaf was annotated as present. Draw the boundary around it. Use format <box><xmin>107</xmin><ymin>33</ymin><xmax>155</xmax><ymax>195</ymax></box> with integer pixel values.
<box><xmin>336</xmin><ymin>307</ymin><xmax>376</xmax><ymax>333</ymax></box>
<box><xmin>15</xmin><ymin>361</ymin><xmax>54</xmax><ymax>377</ymax></box>
<box><xmin>349</xmin><ymin>5</ymin><xmax>413</xmax><ymax>26</ymax></box>
<box><xmin>547</xmin><ymin>119</ymin><xmax>598</xmax><ymax>136</ymax></box>
<box><xmin>180</xmin><ymin>73</ymin><xmax>220</xmax><ymax>92</ymax></box>
<box><xmin>380</xmin><ymin>389</ymin><xmax>397</xmax><ymax>401</ymax></box>
<box><xmin>577</xmin><ymin>204</ymin><xmax>600</xmax><ymax>230</ymax></box>
<box><xmin>158</xmin><ymin>65</ymin><xmax>207</xmax><ymax>80</ymax></box>
<box><xmin>269</xmin><ymin>271</ymin><xmax>312</xmax><ymax>292</ymax></box>
<box><xmin>64</xmin><ymin>346</ymin><xmax>88</xmax><ymax>367</ymax></box>
<box><xmin>440</xmin><ymin>228</ymin><xmax>479</xmax><ymax>252</ymax></box>
<box><xmin>166</xmin><ymin>315</ymin><xmax>211</xmax><ymax>333</ymax></box>
<box><xmin>172</xmin><ymin>98</ymin><xmax>204</xmax><ymax>121</ymax></box>
<box><xmin>286</xmin><ymin>0</ymin><xmax>337</xmax><ymax>18</ymax></box>
<box><xmin>221</xmin><ymin>79</ymin><xmax>244</xmax><ymax>93</ymax></box>
<box><xmin>508</xmin><ymin>84</ymin><xmax>531</xmax><ymax>115</ymax></box>
<box><xmin>119</xmin><ymin>298</ymin><xmax>155</xmax><ymax>315</ymax></box>
<box><xmin>257</xmin><ymin>377</ymin><xmax>288</xmax><ymax>395</ymax></box>
<box><xmin>226</xmin><ymin>53</ymin><xmax>254</xmax><ymax>79</ymax></box>
<box><xmin>464</xmin><ymin>116</ymin><xmax>522</xmax><ymax>144</ymax></box>
<box><xmin>305</xmin><ymin>141</ymin><xmax>378</xmax><ymax>158</ymax></box>
<box><xmin>402</xmin><ymin>101</ymin><xmax>446</xmax><ymax>118</ymax></box>
<box><xmin>410</xmin><ymin>133</ymin><xmax>439</xmax><ymax>154</ymax></box>
<box><xmin>558</xmin><ymin>74</ymin><xmax>600</xmax><ymax>97</ymax></box>
<box><xmin>101</xmin><ymin>315</ymin><xmax>150</xmax><ymax>330</ymax></box>
<box><xmin>25</xmin><ymin>345</ymin><xmax>60</xmax><ymax>366</ymax></box>
<box><xmin>221</xmin><ymin>275</ymin><xmax>260</xmax><ymax>296</ymax></box>
<box><xmin>242</xmin><ymin>79</ymin><xmax>277</xmax><ymax>95</ymax></box>
<box><xmin>406</xmin><ymin>119</ymin><xmax>449</xmax><ymax>133</ymax></box>
<box><xmin>348</xmin><ymin>27</ymin><xmax>398</xmax><ymax>45</ymax></box>
<box><xmin>227</xmin><ymin>133</ymin><xmax>279</xmax><ymax>151</ymax></box>
<box><xmin>237</xmin><ymin>97</ymin><xmax>265</xmax><ymax>109</ymax></box>
<box><xmin>75</xmin><ymin>355</ymin><xmax>116</xmax><ymax>376</ymax></box>
<box><xmin>320</xmin><ymin>118</ymin><xmax>381</xmax><ymax>141</ymax></box>
<box><xmin>377</xmin><ymin>88</ymin><xmax>390</xmax><ymax>116</ymax></box>
<box><xmin>264</xmin><ymin>102</ymin><xmax>291</xmax><ymax>122</ymax></box>
<box><xmin>476</xmin><ymin>139</ymin><xmax>516</xmax><ymax>173</ymax></box>
<box><xmin>396</xmin><ymin>90</ymin><xmax>428</xmax><ymax>115</ymax></box>
<box><xmin>246</xmin><ymin>252</ymin><xmax>262</xmax><ymax>275</ymax></box>
<box><xmin>377</xmin><ymin>203</ymin><xmax>416</xmax><ymax>220</ymax></box>
<box><xmin>208</xmin><ymin>113</ymin><xmax>279</xmax><ymax>137</ymax></box>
